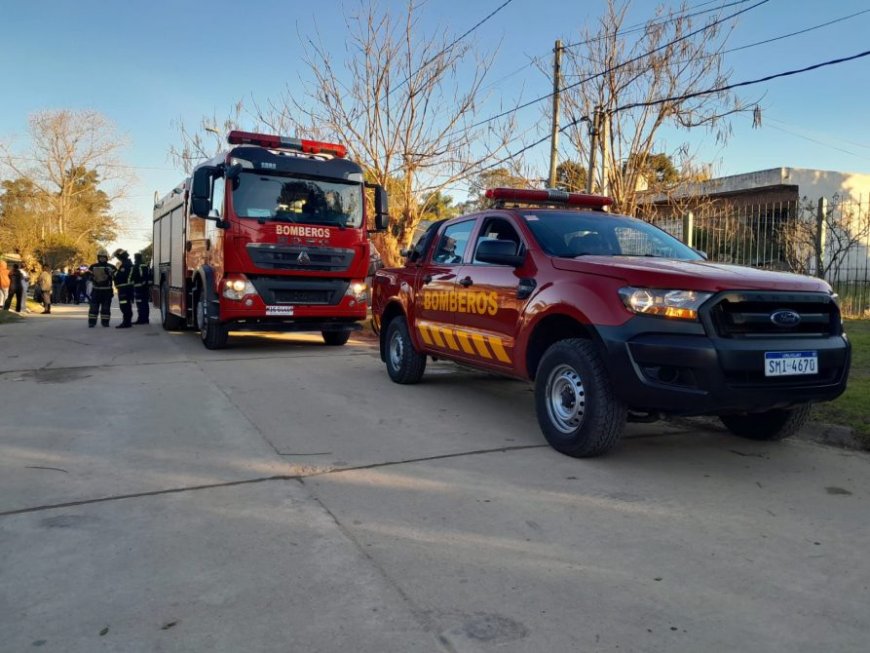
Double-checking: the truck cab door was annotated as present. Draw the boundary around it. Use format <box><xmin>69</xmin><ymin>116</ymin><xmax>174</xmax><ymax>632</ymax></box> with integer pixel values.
<box><xmin>411</xmin><ymin>219</ymin><xmax>476</xmax><ymax>357</ymax></box>
<box><xmin>451</xmin><ymin>216</ymin><xmax>533</xmax><ymax>373</ymax></box>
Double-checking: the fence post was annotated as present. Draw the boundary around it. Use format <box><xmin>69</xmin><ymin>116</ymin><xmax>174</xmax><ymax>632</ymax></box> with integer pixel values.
<box><xmin>682</xmin><ymin>211</ymin><xmax>694</xmax><ymax>248</ymax></box>
<box><xmin>815</xmin><ymin>198</ymin><xmax>827</xmax><ymax>279</ymax></box>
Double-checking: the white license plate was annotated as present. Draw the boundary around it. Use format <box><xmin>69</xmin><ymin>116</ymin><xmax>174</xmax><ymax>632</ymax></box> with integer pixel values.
<box><xmin>266</xmin><ymin>305</ymin><xmax>294</xmax><ymax>316</ymax></box>
<box><xmin>764</xmin><ymin>351</ymin><xmax>818</xmax><ymax>377</ymax></box>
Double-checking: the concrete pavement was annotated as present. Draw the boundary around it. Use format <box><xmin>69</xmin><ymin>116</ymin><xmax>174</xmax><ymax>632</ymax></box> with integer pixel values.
<box><xmin>1</xmin><ymin>302</ymin><xmax>868</xmax><ymax>652</ymax></box>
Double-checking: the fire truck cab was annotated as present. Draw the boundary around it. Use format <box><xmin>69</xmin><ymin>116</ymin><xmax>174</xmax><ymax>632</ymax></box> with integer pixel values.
<box><xmin>153</xmin><ymin>131</ymin><xmax>388</xmax><ymax>349</ymax></box>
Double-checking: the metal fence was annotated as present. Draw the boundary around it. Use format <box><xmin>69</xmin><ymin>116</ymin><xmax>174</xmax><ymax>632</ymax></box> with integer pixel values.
<box><xmin>639</xmin><ymin>197</ymin><xmax>870</xmax><ymax>318</ymax></box>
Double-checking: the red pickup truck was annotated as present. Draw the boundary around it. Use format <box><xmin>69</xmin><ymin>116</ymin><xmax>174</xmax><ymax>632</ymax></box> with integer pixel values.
<box><xmin>372</xmin><ymin>188</ymin><xmax>851</xmax><ymax>457</ymax></box>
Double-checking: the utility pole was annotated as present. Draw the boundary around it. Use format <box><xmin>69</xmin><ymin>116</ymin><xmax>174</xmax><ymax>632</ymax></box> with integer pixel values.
<box><xmin>585</xmin><ymin>106</ymin><xmax>601</xmax><ymax>194</ymax></box>
<box><xmin>600</xmin><ymin>109</ymin><xmax>610</xmax><ymax>198</ymax></box>
<box><xmin>547</xmin><ymin>40</ymin><xmax>563</xmax><ymax>189</ymax></box>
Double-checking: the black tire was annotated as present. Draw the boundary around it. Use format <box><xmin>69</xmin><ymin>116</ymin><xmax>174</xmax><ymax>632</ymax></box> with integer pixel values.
<box><xmin>534</xmin><ymin>338</ymin><xmax>626</xmax><ymax>458</ymax></box>
<box><xmin>160</xmin><ymin>281</ymin><xmax>185</xmax><ymax>331</ymax></box>
<box><xmin>719</xmin><ymin>404</ymin><xmax>811</xmax><ymax>441</ymax></box>
<box><xmin>196</xmin><ymin>294</ymin><xmax>228</xmax><ymax>350</ymax></box>
<box><xmin>384</xmin><ymin>317</ymin><xmax>426</xmax><ymax>384</ymax></box>
<box><xmin>322</xmin><ymin>330</ymin><xmax>351</xmax><ymax>346</ymax></box>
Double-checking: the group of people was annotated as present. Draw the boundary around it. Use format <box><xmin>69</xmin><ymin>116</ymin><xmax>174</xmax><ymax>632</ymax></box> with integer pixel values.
<box><xmin>1</xmin><ymin>248</ymin><xmax>151</xmax><ymax>327</ymax></box>
<box><xmin>87</xmin><ymin>248</ymin><xmax>151</xmax><ymax>328</ymax></box>
<box><xmin>0</xmin><ymin>260</ymin><xmax>48</xmax><ymax>314</ymax></box>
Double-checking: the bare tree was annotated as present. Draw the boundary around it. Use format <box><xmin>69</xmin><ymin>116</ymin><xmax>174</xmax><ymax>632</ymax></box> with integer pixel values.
<box><xmin>559</xmin><ymin>0</ymin><xmax>751</xmax><ymax>216</ymax></box>
<box><xmin>0</xmin><ymin>110</ymin><xmax>131</xmax><ymax>235</ymax></box>
<box><xmin>264</xmin><ymin>0</ymin><xmax>515</xmax><ymax>264</ymax></box>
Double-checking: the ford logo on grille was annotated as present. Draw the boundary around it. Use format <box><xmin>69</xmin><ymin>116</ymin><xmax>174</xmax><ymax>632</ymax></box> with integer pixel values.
<box><xmin>770</xmin><ymin>309</ymin><xmax>801</xmax><ymax>327</ymax></box>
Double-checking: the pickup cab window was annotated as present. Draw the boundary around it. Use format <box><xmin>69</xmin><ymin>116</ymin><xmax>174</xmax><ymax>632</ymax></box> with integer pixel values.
<box><xmin>433</xmin><ymin>221</ymin><xmax>474</xmax><ymax>264</ymax></box>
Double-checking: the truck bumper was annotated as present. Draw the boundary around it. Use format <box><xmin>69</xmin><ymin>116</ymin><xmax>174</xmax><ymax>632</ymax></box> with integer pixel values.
<box><xmin>597</xmin><ymin>319</ymin><xmax>851</xmax><ymax>416</ymax></box>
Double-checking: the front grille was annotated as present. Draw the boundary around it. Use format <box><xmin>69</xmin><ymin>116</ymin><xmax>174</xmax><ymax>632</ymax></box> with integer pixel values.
<box><xmin>247</xmin><ymin>276</ymin><xmax>349</xmax><ymax>305</ymax></box>
<box><xmin>247</xmin><ymin>244</ymin><xmax>354</xmax><ymax>272</ymax></box>
<box><xmin>707</xmin><ymin>292</ymin><xmax>839</xmax><ymax>338</ymax></box>
<box><xmin>273</xmin><ymin>289</ymin><xmax>333</xmax><ymax>304</ymax></box>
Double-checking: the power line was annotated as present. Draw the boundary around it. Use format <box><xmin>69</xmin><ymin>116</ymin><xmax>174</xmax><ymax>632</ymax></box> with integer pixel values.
<box><xmin>388</xmin><ymin>0</ymin><xmax>516</xmax><ymax>98</ymax></box>
<box><xmin>477</xmin><ymin>48</ymin><xmax>870</xmax><ymax>175</ymax></box>
<box><xmin>481</xmin><ymin>0</ymin><xmax>741</xmax><ymax>93</ymax></box>
<box><xmin>469</xmin><ymin>0</ymin><xmax>769</xmax><ymax>130</ymax></box>
<box><xmin>766</xmin><ymin>116</ymin><xmax>870</xmax><ymax>151</ymax></box>
<box><xmin>562</xmin><ymin>0</ymin><xmax>754</xmax><ymax>50</ymax></box>
<box><xmin>614</xmin><ymin>49</ymin><xmax>870</xmax><ymax>114</ymax></box>
<box><xmin>1</xmin><ymin>155</ymin><xmax>177</xmax><ymax>172</ymax></box>
<box><xmin>765</xmin><ymin>124</ymin><xmax>861</xmax><ymax>159</ymax></box>
<box><xmin>562</xmin><ymin>8</ymin><xmax>870</xmax><ymax>78</ymax></box>
<box><xmin>723</xmin><ymin>8</ymin><xmax>870</xmax><ymax>54</ymax></box>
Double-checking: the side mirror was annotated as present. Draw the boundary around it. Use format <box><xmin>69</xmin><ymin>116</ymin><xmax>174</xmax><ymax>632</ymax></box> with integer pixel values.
<box><xmin>374</xmin><ymin>186</ymin><xmax>389</xmax><ymax>231</ymax></box>
<box><xmin>191</xmin><ymin>166</ymin><xmax>219</xmax><ymax>218</ymax></box>
<box><xmin>475</xmin><ymin>240</ymin><xmax>525</xmax><ymax>267</ymax></box>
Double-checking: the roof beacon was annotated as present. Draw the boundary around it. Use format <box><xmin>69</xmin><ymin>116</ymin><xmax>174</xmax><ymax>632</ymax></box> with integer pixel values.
<box><xmin>227</xmin><ymin>130</ymin><xmax>347</xmax><ymax>158</ymax></box>
<box><xmin>485</xmin><ymin>187</ymin><xmax>612</xmax><ymax>210</ymax></box>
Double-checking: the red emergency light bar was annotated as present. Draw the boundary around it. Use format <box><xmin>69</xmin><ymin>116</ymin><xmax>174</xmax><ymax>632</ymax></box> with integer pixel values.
<box><xmin>485</xmin><ymin>187</ymin><xmax>613</xmax><ymax>209</ymax></box>
<box><xmin>227</xmin><ymin>130</ymin><xmax>347</xmax><ymax>158</ymax></box>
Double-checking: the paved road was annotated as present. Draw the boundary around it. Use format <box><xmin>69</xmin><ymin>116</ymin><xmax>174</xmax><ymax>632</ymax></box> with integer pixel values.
<box><xmin>1</xmin><ymin>303</ymin><xmax>868</xmax><ymax>652</ymax></box>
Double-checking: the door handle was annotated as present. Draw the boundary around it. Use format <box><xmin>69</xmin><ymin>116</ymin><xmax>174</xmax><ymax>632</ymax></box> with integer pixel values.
<box><xmin>459</xmin><ymin>276</ymin><xmax>473</xmax><ymax>287</ymax></box>
<box><xmin>423</xmin><ymin>274</ymin><xmax>433</xmax><ymax>284</ymax></box>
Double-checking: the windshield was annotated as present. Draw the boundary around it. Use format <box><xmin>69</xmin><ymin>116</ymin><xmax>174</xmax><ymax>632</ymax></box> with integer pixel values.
<box><xmin>231</xmin><ymin>172</ymin><xmax>364</xmax><ymax>228</ymax></box>
<box><xmin>521</xmin><ymin>210</ymin><xmax>702</xmax><ymax>260</ymax></box>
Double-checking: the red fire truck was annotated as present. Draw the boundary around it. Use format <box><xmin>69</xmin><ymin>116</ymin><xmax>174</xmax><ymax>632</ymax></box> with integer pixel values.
<box><xmin>153</xmin><ymin>131</ymin><xmax>388</xmax><ymax>349</ymax></box>
<box><xmin>373</xmin><ymin>188</ymin><xmax>850</xmax><ymax>457</ymax></box>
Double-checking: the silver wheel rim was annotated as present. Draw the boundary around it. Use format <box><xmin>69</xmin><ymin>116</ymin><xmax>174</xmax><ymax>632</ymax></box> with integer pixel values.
<box><xmin>389</xmin><ymin>329</ymin><xmax>404</xmax><ymax>370</ymax></box>
<box><xmin>546</xmin><ymin>364</ymin><xmax>586</xmax><ymax>434</ymax></box>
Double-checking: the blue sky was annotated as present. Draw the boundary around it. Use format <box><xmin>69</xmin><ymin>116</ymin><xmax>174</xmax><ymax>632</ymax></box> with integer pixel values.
<box><xmin>2</xmin><ymin>0</ymin><xmax>869</xmax><ymax>252</ymax></box>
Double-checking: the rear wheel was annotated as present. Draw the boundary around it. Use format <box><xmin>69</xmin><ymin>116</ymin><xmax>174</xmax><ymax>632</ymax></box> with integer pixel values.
<box><xmin>322</xmin><ymin>330</ymin><xmax>351</xmax><ymax>346</ymax></box>
<box><xmin>534</xmin><ymin>339</ymin><xmax>626</xmax><ymax>458</ymax></box>
<box><xmin>160</xmin><ymin>281</ymin><xmax>184</xmax><ymax>331</ymax></box>
<box><xmin>719</xmin><ymin>405</ymin><xmax>811</xmax><ymax>441</ymax></box>
<box><xmin>196</xmin><ymin>294</ymin><xmax>228</xmax><ymax>350</ymax></box>
<box><xmin>385</xmin><ymin>317</ymin><xmax>426</xmax><ymax>384</ymax></box>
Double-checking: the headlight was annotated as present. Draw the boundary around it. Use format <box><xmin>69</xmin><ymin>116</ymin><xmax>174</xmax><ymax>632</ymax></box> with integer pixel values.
<box><xmin>618</xmin><ymin>287</ymin><xmax>712</xmax><ymax>321</ymax></box>
<box><xmin>346</xmin><ymin>281</ymin><xmax>368</xmax><ymax>302</ymax></box>
<box><xmin>222</xmin><ymin>277</ymin><xmax>257</xmax><ymax>300</ymax></box>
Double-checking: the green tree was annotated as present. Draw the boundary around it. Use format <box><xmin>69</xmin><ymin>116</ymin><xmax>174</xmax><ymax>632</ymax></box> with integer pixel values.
<box><xmin>555</xmin><ymin>161</ymin><xmax>587</xmax><ymax>193</ymax></box>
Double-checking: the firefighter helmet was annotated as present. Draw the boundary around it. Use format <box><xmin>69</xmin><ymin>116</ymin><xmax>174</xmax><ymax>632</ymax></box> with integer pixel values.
<box><xmin>113</xmin><ymin>248</ymin><xmax>128</xmax><ymax>259</ymax></box>
<box><xmin>97</xmin><ymin>248</ymin><xmax>109</xmax><ymax>258</ymax></box>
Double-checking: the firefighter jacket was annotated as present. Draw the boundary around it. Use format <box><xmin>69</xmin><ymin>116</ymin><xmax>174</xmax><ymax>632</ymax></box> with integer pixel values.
<box><xmin>88</xmin><ymin>262</ymin><xmax>116</xmax><ymax>292</ymax></box>
<box><xmin>114</xmin><ymin>258</ymin><xmax>134</xmax><ymax>292</ymax></box>
<box><xmin>132</xmin><ymin>263</ymin><xmax>151</xmax><ymax>289</ymax></box>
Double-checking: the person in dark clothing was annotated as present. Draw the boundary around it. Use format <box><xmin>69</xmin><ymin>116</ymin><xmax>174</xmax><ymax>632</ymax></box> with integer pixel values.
<box><xmin>87</xmin><ymin>249</ymin><xmax>116</xmax><ymax>327</ymax></box>
<box><xmin>3</xmin><ymin>264</ymin><xmax>24</xmax><ymax>312</ymax></box>
<box><xmin>131</xmin><ymin>252</ymin><xmax>150</xmax><ymax>324</ymax></box>
<box><xmin>64</xmin><ymin>271</ymin><xmax>78</xmax><ymax>304</ymax></box>
<box><xmin>113</xmin><ymin>248</ymin><xmax>134</xmax><ymax>328</ymax></box>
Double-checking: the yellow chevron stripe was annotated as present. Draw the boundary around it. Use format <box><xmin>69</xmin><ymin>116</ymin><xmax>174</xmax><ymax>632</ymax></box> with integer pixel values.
<box><xmin>470</xmin><ymin>333</ymin><xmax>492</xmax><ymax>359</ymax></box>
<box><xmin>430</xmin><ymin>326</ymin><xmax>446</xmax><ymax>348</ymax></box>
<box><xmin>441</xmin><ymin>329</ymin><xmax>460</xmax><ymax>351</ymax></box>
<box><xmin>456</xmin><ymin>331</ymin><xmax>476</xmax><ymax>354</ymax></box>
<box><xmin>418</xmin><ymin>324</ymin><xmax>434</xmax><ymax>346</ymax></box>
<box><xmin>487</xmin><ymin>337</ymin><xmax>511</xmax><ymax>363</ymax></box>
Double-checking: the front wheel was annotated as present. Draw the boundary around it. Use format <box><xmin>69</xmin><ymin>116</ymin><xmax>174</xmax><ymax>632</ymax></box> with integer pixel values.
<box><xmin>384</xmin><ymin>317</ymin><xmax>426</xmax><ymax>384</ymax></box>
<box><xmin>197</xmin><ymin>295</ymin><xmax>228</xmax><ymax>350</ymax></box>
<box><xmin>322</xmin><ymin>330</ymin><xmax>351</xmax><ymax>346</ymax></box>
<box><xmin>719</xmin><ymin>404</ymin><xmax>811</xmax><ymax>441</ymax></box>
<box><xmin>534</xmin><ymin>339</ymin><xmax>626</xmax><ymax>458</ymax></box>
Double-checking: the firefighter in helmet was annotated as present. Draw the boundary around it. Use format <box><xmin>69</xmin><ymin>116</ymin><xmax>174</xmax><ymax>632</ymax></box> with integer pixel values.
<box><xmin>131</xmin><ymin>252</ymin><xmax>150</xmax><ymax>324</ymax></box>
<box><xmin>113</xmin><ymin>248</ymin><xmax>135</xmax><ymax>328</ymax></box>
<box><xmin>87</xmin><ymin>248</ymin><xmax>116</xmax><ymax>327</ymax></box>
